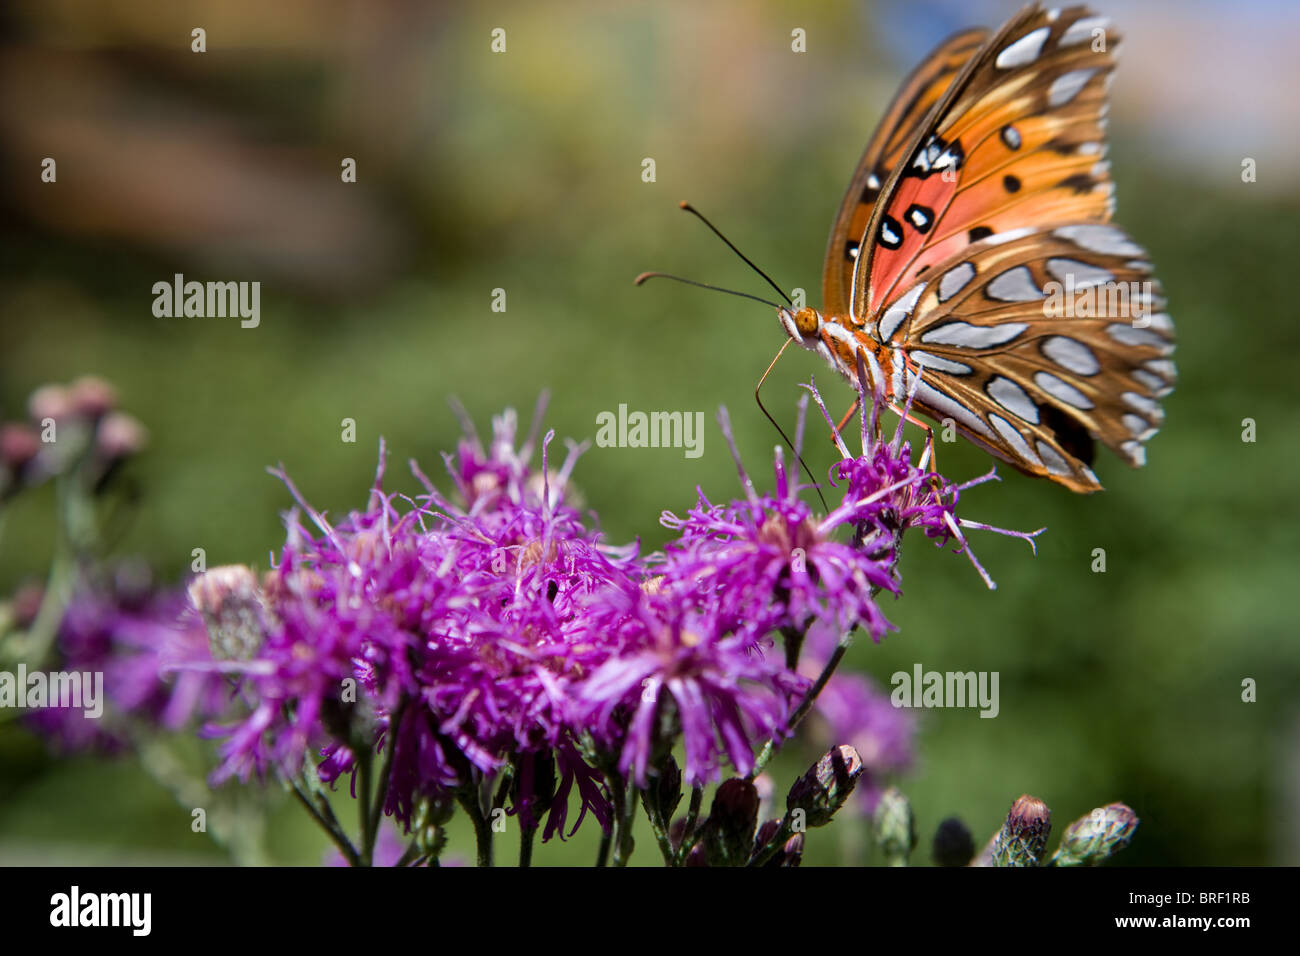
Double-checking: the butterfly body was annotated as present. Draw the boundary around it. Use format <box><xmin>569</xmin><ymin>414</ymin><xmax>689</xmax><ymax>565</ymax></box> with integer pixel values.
<box><xmin>786</xmin><ymin>3</ymin><xmax>1175</xmax><ymax>493</ymax></box>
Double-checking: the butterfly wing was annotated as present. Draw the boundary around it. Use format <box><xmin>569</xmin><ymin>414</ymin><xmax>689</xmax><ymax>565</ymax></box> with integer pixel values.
<box><xmin>854</xmin><ymin>4</ymin><xmax>1121</xmax><ymax>319</ymax></box>
<box><xmin>821</xmin><ymin>27</ymin><xmax>987</xmax><ymax>316</ymax></box>
<box><xmin>885</xmin><ymin>223</ymin><xmax>1175</xmax><ymax>493</ymax></box>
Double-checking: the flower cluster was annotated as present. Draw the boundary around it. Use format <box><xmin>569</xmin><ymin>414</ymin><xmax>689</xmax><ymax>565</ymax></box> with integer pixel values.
<box><xmin>1</xmin><ymin>375</ymin><xmax>146</xmax><ymax>501</ymax></box>
<box><xmin>168</xmin><ymin>378</ymin><xmax>1039</xmax><ymax>863</ymax></box>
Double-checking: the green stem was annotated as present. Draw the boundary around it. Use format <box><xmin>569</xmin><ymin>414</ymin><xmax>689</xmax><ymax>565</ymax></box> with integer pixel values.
<box><xmin>749</xmin><ymin>642</ymin><xmax>850</xmax><ymax>780</ymax></box>
<box><xmin>457</xmin><ymin>788</ymin><xmax>494</xmax><ymax>867</ymax></box>
<box><xmin>675</xmin><ymin>784</ymin><xmax>705</xmax><ymax>866</ymax></box>
<box><xmin>519</xmin><ymin>824</ymin><xmax>537</xmax><ymax>867</ymax></box>
<box><xmin>357</xmin><ymin>747</ymin><xmax>374</xmax><ymax>865</ymax></box>
<box><xmin>749</xmin><ymin>819</ymin><xmax>795</xmax><ymax>867</ymax></box>
<box><xmin>640</xmin><ymin>788</ymin><xmax>676</xmax><ymax>865</ymax></box>
<box><xmin>611</xmin><ymin>775</ymin><xmax>636</xmax><ymax>867</ymax></box>
<box><xmin>595</xmin><ymin>826</ymin><xmax>612</xmax><ymax>867</ymax></box>
<box><xmin>287</xmin><ymin>776</ymin><xmax>359</xmax><ymax>866</ymax></box>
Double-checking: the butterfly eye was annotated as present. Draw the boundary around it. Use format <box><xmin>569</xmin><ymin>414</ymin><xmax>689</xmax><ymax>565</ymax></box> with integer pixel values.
<box><xmin>793</xmin><ymin>307</ymin><xmax>820</xmax><ymax>337</ymax></box>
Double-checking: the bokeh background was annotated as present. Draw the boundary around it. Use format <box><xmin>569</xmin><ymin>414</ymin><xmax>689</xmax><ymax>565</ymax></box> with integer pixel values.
<box><xmin>1</xmin><ymin>0</ymin><xmax>1298</xmax><ymax>865</ymax></box>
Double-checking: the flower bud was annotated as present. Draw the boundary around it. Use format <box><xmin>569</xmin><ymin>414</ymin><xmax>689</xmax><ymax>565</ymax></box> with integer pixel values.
<box><xmin>69</xmin><ymin>376</ymin><xmax>117</xmax><ymax>418</ymax></box>
<box><xmin>1050</xmin><ymin>803</ymin><xmax>1138</xmax><ymax>866</ymax></box>
<box><xmin>1</xmin><ymin>423</ymin><xmax>40</xmax><ymax>471</ymax></box>
<box><xmin>511</xmin><ymin>750</ymin><xmax>557</xmax><ymax>831</ymax></box>
<box><xmin>28</xmin><ymin>384</ymin><xmax>74</xmax><ymax>422</ymax></box>
<box><xmin>991</xmin><ymin>794</ymin><xmax>1051</xmax><ymax>867</ymax></box>
<box><xmin>702</xmin><ymin>778</ymin><xmax>759</xmax><ymax>867</ymax></box>
<box><xmin>786</xmin><ymin>744</ymin><xmax>863</xmax><ymax>828</ymax></box>
<box><xmin>873</xmin><ymin>785</ymin><xmax>916</xmax><ymax>866</ymax></box>
<box><xmin>779</xmin><ymin>832</ymin><xmax>804</xmax><ymax>867</ymax></box>
<box><xmin>188</xmin><ymin>565</ymin><xmax>269</xmax><ymax>661</ymax></box>
<box><xmin>646</xmin><ymin>753</ymin><xmax>682</xmax><ymax>824</ymax></box>
<box><xmin>95</xmin><ymin>411</ymin><xmax>148</xmax><ymax>462</ymax></box>
<box><xmin>932</xmin><ymin>816</ymin><xmax>975</xmax><ymax>867</ymax></box>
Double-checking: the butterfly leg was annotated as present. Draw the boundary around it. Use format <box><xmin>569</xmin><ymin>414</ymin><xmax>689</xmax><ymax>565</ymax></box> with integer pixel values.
<box><xmin>830</xmin><ymin>398</ymin><xmax>860</xmax><ymax>447</ymax></box>
<box><xmin>896</xmin><ymin>353</ymin><xmax>951</xmax><ymax>503</ymax></box>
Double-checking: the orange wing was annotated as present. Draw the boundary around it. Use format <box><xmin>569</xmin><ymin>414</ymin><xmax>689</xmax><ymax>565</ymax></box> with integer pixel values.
<box><xmin>820</xmin><ymin>27</ymin><xmax>986</xmax><ymax>317</ymax></box>
<box><xmin>855</xmin><ymin>4</ymin><xmax>1121</xmax><ymax>318</ymax></box>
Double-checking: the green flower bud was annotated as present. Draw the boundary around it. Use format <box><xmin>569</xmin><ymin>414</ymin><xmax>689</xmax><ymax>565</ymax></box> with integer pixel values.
<box><xmin>1050</xmin><ymin>803</ymin><xmax>1138</xmax><ymax>866</ymax></box>
<box><xmin>786</xmin><ymin>745</ymin><xmax>864</xmax><ymax>828</ymax></box>
<box><xmin>702</xmin><ymin>778</ymin><xmax>759</xmax><ymax>867</ymax></box>
<box><xmin>991</xmin><ymin>794</ymin><xmax>1051</xmax><ymax>867</ymax></box>
<box><xmin>188</xmin><ymin>565</ymin><xmax>269</xmax><ymax>662</ymax></box>
<box><xmin>873</xmin><ymin>786</ymin><xmax>916</xmax><ymax>866</ymax></box>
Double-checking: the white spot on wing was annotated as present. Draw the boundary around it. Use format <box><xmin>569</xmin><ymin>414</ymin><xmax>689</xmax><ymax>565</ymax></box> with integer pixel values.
<box><xmin>938</xmin><ymin>262</ymin><xmax>976</xmax><ymax>302</ymax></box>
<box><xmin>908</xmin><ymin>351</ymin><xmax>972</xmax><ymax>375</ymax></box>
<box><xmin>1120</xmin><ymin>440</ymin><xmax>1146</xmax><ymax>466</ymax></box>
<box><xmin>1034</xmin><ymin>371</ymin><xmax>1094</xmax><ymax>410</ymax></box>
<box><xmin>912</xmin><ymin>378</ymin><xmax>994</xmax><ymax>438</ymax></box>
<box><xmin>1046</xmin><ymin>257</ymin><xmax>1113</xmax><ymax>290</ymax></box>
<box><xmin>983</xmin><ymin>226</ymin><xmax>1038</xmax><ymax>246</ymax></box>
<box><xmin>1107</xmin><ymin>324</ymin><xmax>1172</xmax><ymax>353</ymax></box>
<box><xmin>987</xmin><ymin>376</ymin><xmax>1040</xmax><ymax>423</ymax></box>
<box><xmin>988</xmin><ymin>413</ymin><xmax>1042</xmax><ymax>468</ymax></box>
<box><xmin>1048</xmin><ymin>69</ymin><xmax>1097</xmax><ymax>107</ymax></box>
<box><xmin>920</xmin><ymin>321</ymin><xmax>1029</xmax><ymax>349</ymax></box>
<box><xmin>1131</xmin><ymin>370</ymin><xmax>1166</xmax><ymax>393</ymax></box>
<box><xmin>996</xmin><ymin>26</ymin><xmax>1050</xmax><ymax>69</ymax></box>
<box><xmin>877</xmin><ymin>283</ymin><xmax>924</xmax><ymax>341</ymax></box>
<box><xmin>1061</xmin><ymin>16</ymin><xmax>1110</xmax><ymax>47</ymax></box>
<box><xmin>1041</xmin><ymin>336</ymin><xmax>1100</xmax><ymax>376</ymax></box>
<box><xmin>1036</xmin><ymin>440</ymin><xmax>1073</xmax><ymax>477</ymax></box>
<box><xmin>986</xmin><ymin>266</ymin><xmax>1043</xmax><ymax>302</ymax></box>
<box><xmin>1123</xmin><ymin>413</ymin><xmax>1158</xmax><ymax>441</ymax></box>
<box><xmin>1145</xmin><ymin>312</ymin><xmax>1175</xmax><ymax>334</ymax></box>
<box><xmin>1055</xmin><ymin>224</ymin><xmax>1144</xmax><ymax>257</ymax></box>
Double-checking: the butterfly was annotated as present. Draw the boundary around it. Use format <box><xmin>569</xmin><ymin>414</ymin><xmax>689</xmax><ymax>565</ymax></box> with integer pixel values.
<box><xmin>772</xmin><ymin>3</ymin><xmax>1174</xmax><ymax>493</ymax></box>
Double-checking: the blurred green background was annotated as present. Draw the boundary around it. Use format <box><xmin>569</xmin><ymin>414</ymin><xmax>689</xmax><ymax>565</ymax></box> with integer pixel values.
<box><xmin>1</xmin><ymin>0</ymin><xmax>1297</xmax><ymax>865</ymax></box>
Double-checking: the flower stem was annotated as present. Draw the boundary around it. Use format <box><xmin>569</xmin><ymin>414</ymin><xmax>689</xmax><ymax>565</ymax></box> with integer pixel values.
<box><xmin>611</xmin><ymin>774</ymin><xmax>637</xmax><ymax>866</ymax></box>
<box><xmin>457</xmin><ymin>788</ymin><xmax>494</xmax><ymax>867</ymax></box>
<box><xmin>640</xmin><ymin>787</ymin><xmax>676</xmax><ymax>865</ymax></box>
<box><xmin>748</xmin><ymin>641</ymin><xmax>849</xmax><ymax>780</ymax></box>
<box><xmin>674</xmin><ymin>784</ymin><xmax>704</xmax><ymax>866</ymax></box>
<box><xmin>366</xmin><ymin>700</ymin><xmax>406</xmax><ymax>858</ymax></box>
<box><xmin>519</xmin><ymin>824</ymin><xmax>537</xmax><ymax>867</ymax></box>
<box><xmin>595</xmin><ymin>827</ymin><xmax>612</xmax><ymax>867</ymax></box>
<box><xmin>357</xmin><ymin>748</ymin><xmax>374</xmax><ymax>865</ymax></box>
<box><xmin>287</xmin><ymin>776</ymin><xmax>359</xmax><ymax>866</ymax></box>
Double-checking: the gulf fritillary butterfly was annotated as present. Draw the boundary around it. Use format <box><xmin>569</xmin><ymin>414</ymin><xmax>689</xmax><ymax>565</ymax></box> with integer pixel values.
<box><xmin>773</xmin><ymin>2</ymin><xmax>1175</xmax><ymax>493</ymax></box>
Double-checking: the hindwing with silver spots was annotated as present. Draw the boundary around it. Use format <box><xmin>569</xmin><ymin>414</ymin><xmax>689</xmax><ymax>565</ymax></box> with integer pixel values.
<box><xmin>890</xmin><ymin>222</ymin><xmax>1174</xmax><ymax>493</ymax></box>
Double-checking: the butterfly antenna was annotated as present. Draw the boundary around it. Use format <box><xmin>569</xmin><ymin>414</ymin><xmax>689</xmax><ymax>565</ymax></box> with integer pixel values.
<box><xmin>678</xmin><ymin>201</ymin><xmax>793</xmax><ymax>306</ymax></box>
<box><xmin>634</xmin><ymin>272</ymin><xmax>784</xmax><ymax>309</ymax></box>
<box><xmin>757</xmin><ymin>339</ymin><xmax>829</xmax><ymax>513</ymax></box>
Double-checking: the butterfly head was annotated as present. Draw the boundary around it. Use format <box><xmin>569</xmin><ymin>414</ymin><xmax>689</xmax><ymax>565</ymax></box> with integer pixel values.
<box><xmin>778</xmin><ymin>306</ymin><xmax>823</xmax><ymax>344</ymax></box>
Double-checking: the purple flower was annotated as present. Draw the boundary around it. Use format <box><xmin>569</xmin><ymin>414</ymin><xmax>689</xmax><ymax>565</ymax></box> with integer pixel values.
<box><xmin>805</xmin><ymin>370</ymin><xmax>1045</xmax><ymax>594</ymax></box>
<box><xmin>658</xmin><ymin>406</ymin><xmax>898</xmax><ymax>644</ymax></box>
<box><xmin>23</xmin><ymin>571</ymin><xmax>227</xmax><ymax>753</ymax></box>
<box><xmin>576</xmin><ymin>579</ymin><xmax>807</xmax><ymax>786</ymax></box>
<box><xmin>193</xmin><ymin>408</ymin><xmax>631</xmax><ymax>839</ymax></box>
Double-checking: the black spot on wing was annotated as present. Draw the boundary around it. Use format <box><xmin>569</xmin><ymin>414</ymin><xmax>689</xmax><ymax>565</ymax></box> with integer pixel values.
<box><xmin>1040</xmin><ymin>403</ymin><xmax>1095</xmax><ymax>466</ymax></box>
<box><xmin>879</xmin><ymin>214</ymin><xmax>903</xmax><ymax>250</ymax></box>
<box><xmin>1058</xmin><ymin>173</ymin><xmax>1095</xmax><ymax>194</ymax></box>
<box><xmin>905</xmin><ymin>203</ymin><xmax>934</xmax><ymax>234</ymax></box>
